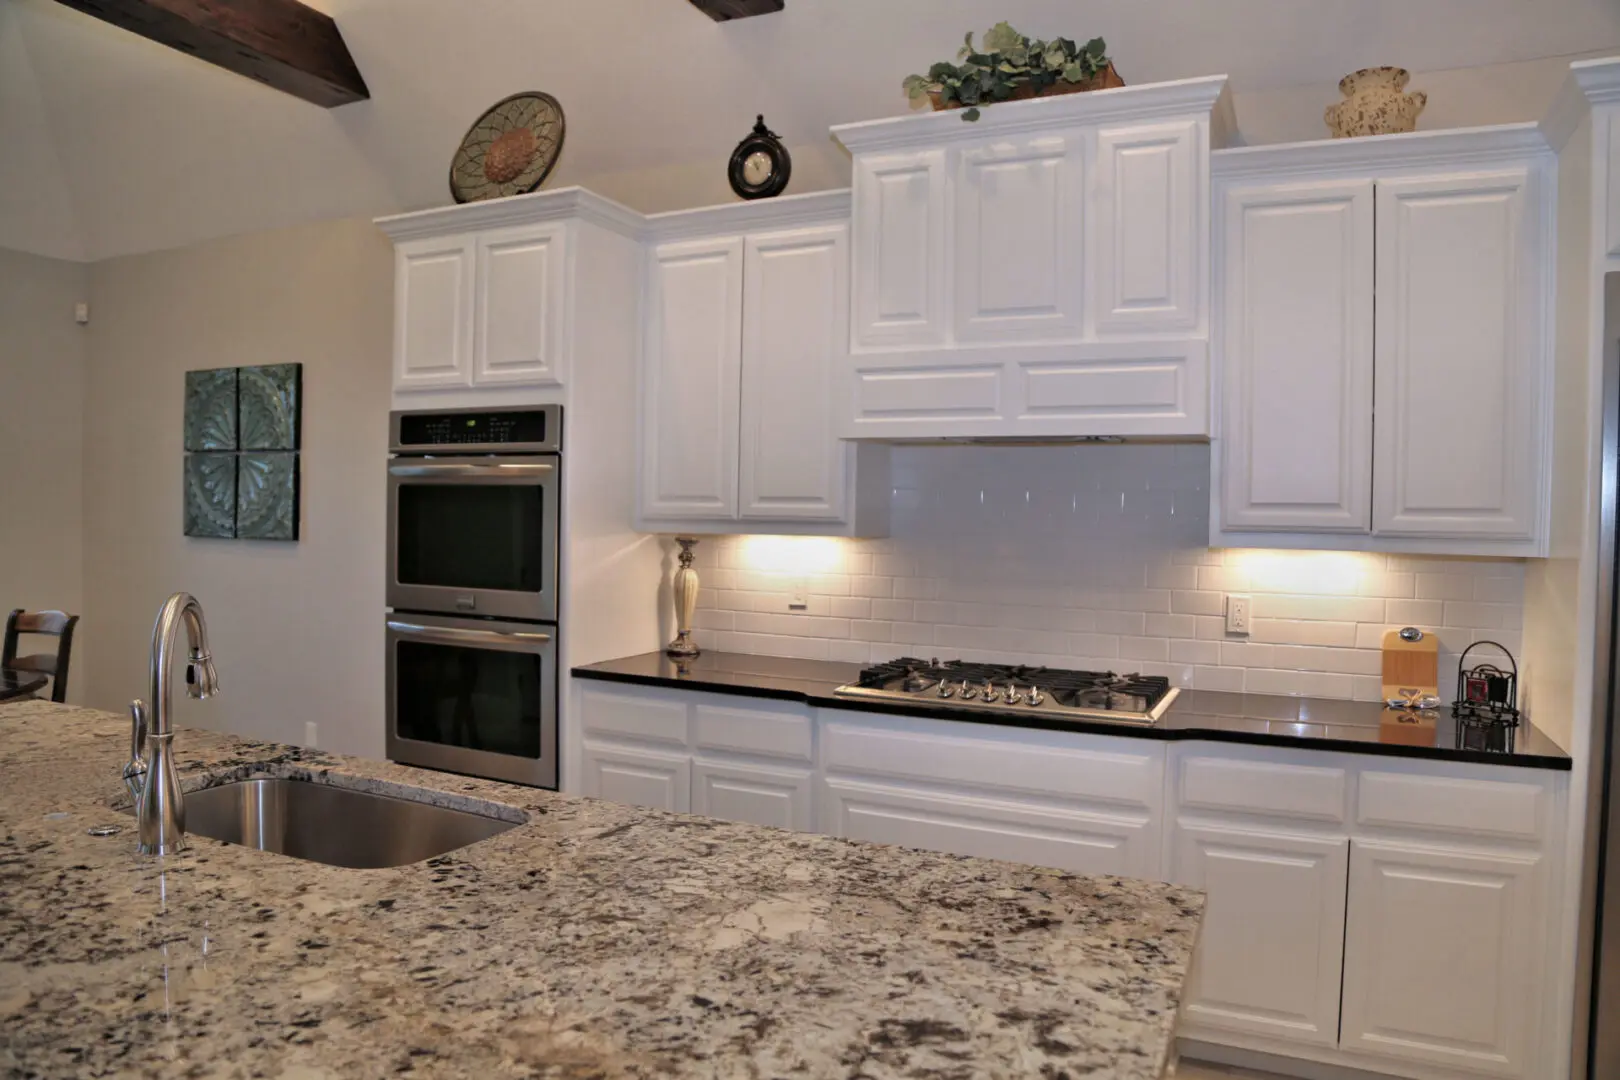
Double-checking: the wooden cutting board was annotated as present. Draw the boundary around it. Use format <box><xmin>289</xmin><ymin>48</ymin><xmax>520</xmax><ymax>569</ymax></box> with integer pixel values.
<box><xmin>1382</xmin><ymin>628</ymin><xmax>1439</xmax><ymax>702</ymax></box>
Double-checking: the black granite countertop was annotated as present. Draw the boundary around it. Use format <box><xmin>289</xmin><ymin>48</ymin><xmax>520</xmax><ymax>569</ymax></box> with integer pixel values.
<box><xmin>573</xmin><ymin>651</ymin><xmax>1571</xmax><ymax>771</ymax></box>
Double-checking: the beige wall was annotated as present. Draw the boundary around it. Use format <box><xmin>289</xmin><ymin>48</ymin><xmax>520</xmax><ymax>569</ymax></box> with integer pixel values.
<box><xmin>83</xmin><ymin>218</ymin><xmax>392</xmax><ymax>756</ymax></box>
<box><xmin>0</xmin><ymin>246</ymin><xmax>87</xmax><ymax>699</ymax></box>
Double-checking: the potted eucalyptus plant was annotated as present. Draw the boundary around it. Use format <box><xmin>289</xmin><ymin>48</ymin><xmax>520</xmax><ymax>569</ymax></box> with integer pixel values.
<box><xmin>903</xmin><ymin>22</ymin><xmax>1121</xmax><ymax>121</ymax></box>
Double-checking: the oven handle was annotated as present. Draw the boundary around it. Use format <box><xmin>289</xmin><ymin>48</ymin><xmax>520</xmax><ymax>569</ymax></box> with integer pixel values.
<box><xmin>387</xmin><ymin>620</ymin><xmax>553</xmax><ymax>646</ymax></box>
<box><xmin>388</xmin><ymin>462</ymin><xmax>556</xmax><ymax>479</ymax></box>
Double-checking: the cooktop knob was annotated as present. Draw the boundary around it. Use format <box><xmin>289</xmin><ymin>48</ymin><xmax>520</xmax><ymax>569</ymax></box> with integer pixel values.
<box><xmin>1004</xmin><ymin>685</ymin><xmax>1023</xmax><ymax>705</ymax></box>
<box><xmin>959</xmin><ymin>680</ymin><xmax>980</xmax><ymax>700</ymax></box>
<box><xmin>1027</xmin><ymin>686</ymin><xmax>1045</xmax><ymax>706</ymax></box>
<box><xmin>937</xmin><ymin>682</ymin><xmax>955</xmax><ymax>698</ymax></box>
<box><xmin>981</xmin><ymin>681</ymin><xmax>1001</xmax><ymax>703</ymax></box>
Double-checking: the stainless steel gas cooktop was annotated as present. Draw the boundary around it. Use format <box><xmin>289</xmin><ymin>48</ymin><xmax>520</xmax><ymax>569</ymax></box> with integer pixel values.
<box><xmin>834</xmin><ymin>657</ymin><xmax>1178</xmax><ymax>726</ymax></box>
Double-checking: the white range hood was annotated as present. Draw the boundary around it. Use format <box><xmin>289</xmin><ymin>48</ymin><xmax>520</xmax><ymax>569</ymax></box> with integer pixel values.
<box><xmin>830</xmin><ymin>75</ymin><xmax>1232</xmax><ymax>441</ymax></box>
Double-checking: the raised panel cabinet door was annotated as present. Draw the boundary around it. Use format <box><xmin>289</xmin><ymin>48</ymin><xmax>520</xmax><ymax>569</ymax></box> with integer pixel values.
<box><xmin>640</xmin><ymin>236</ymin><xmax>745</xmax><ymax>521</ymax></box>
<box><xmin>474</xmin><ymin>222</ymin><xmax>568</xmax><ymax>387</ymax></box>
<box><xmin>580</xmin><ymin>740</ymin><xmax>691</xmax><ymax>813</ymax></box>
<box><xmin>1341</xmin><ymin>840</ymin><xmax>1543</xmax><ymax>1077</ymax></box>
<box><xmin>1373</xmin><ymin>169</ymin><xmax>1544</xmax><ymax>541</ymax></box>
<box><xmin>394</xmin><ymin>235</ymin><xmax>476</xmax><ymax>391</ymax></box>
<box><xmin>1172</xmin><ymin>824</ymin><xmax>1348</xmax><ymax>1047</ymax></box>
<box><xmin>692</xmin><ymin>758</ymin><xmax>814</xmax><ymax>831</ymax></box>
<box><xmin>954</xmin><ymin>132</ymin><xmax>1083</xmax><ymax>343</ymax></box>
<box><xmin>820</xmin><ymin>776</ymin><xmax>1159</xmax><ymax>880</ymax></box>
<box><xmin>852</xmin><ymin>149</ymin><xmax>949</xmax><ymax>350</ymax></box>
<box><xmin>1608</xmin><ymin>110</ymin><xmax>1620</xmax><ymax>259</ymax></box>
<box><xmin>1090</xmin><ymin>120</ymin><xmax>1201</xmax><ymax>335</ymax></box>
<box><xmin>1220</xmin><ymin>180</ymin><xmax>1374</xmax><ymax>532</ymax></box>
<box><xmin>740</xmin><ymin>224</ymin><xmax>850</xmax><ymax>521</ymax></box>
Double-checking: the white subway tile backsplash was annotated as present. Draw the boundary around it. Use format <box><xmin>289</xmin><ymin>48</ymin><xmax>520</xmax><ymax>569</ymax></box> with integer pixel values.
<box><xmin>1172</xmin><ymin>639</ymin><xmax>1222</xmax><ymax>665</ymax></box>
<box><xmin>1385</xmin><ymin>598</ymin><xmax>1445</xmax><ymax>626</ymax></box>
<box><xmin>1172</xmin><ymin>590</ymin><xmax>1225</xmax><ymax>616</ymax></box>
<box><xmin>693</xmin><ymin>445</ymin><xmax>1526</xmax><ymax>702</ymax></box>
<box><xmin>870</xmin><ymin>598</ymin><xmax>914</xmax><ymax>621</ymax></box>
<box><xmin>1146</xmin><ymin>613</ymin><xmax>1197</xmax><ymax>639</ymax></box>
<box><xmin>1120</xmin><ymin>636</ymin><xmax>1170</xmax><ymax>662</ymax></box>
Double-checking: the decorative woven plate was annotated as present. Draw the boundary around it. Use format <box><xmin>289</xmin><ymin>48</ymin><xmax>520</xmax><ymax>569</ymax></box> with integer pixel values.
<box><xmin>449</xmin><ymin>92</ymin><xmax>566</xmax><ymax>203</ymax></box>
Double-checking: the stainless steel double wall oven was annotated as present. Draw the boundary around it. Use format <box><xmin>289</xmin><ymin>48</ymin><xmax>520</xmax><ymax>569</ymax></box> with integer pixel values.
<box><xmin>385</xmin><ymin>406</ymin><xmax>561</xmax><ymax>788</ymax></box>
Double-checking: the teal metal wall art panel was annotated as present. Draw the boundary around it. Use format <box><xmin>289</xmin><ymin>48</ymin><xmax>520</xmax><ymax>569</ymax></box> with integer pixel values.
<box><xmin>181</xmin><ymin>363</ymin><xmax>301</xmax><ymax>540</ymax></box>
<box><xmin>184</xmin><ymin>453</ymin><xmax>237</xmax><ymax>538</ymax></box>
<box><xmin>184</xmin><ymin>368</ymin><xmax>237</xmax><ymax>451</ymax></box>
<box><xmin>239</xmin><ymin>363</ymin><xmax>301</xmax><ymax>451</ymax></box>
<box><xmin>237</xmin><ymin>452</ymin><xmax>300</xmax><ymax>540</ymax></box>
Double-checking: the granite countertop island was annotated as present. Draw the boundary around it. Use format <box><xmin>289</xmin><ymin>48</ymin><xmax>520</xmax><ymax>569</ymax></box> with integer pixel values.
<box><xmin>0</xmin><ymin>700</ymin><xmax>1204</xmax><ymax>1079</ymax></box>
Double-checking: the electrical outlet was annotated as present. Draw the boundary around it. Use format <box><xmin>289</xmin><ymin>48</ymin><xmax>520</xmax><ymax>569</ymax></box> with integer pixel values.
<box><xmin>789</xmin><ymin>577</ymin><xmax>809</xmax><ymax>611</ymax></box>
<box><xmin>304</xmin><ymin>721</ymin><xmax>319</xmax><ymax>748</ymax></box>
<box><xmin>1225</xmin><ymin>594</ymin><xmax>1252</xmax><ymax>635</ymax></box>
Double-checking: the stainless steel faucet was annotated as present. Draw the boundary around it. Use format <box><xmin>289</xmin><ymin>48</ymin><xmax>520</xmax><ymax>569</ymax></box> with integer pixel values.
<box><xmin>123</xmin><ymin>593</ymin><xmax>220</xmax><ymax>856</ymax></box>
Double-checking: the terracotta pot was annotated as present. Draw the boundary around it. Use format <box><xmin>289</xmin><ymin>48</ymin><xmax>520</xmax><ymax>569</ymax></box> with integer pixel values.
<box><xmin>1325</xmin><ymin>66</ymin><xmax>1427</xmax><ymax>138</ymax></box>
<box><xmin>930</xmin><ymin>62</ymin><xmax>1125</xmax><ymax>112</ymax></box>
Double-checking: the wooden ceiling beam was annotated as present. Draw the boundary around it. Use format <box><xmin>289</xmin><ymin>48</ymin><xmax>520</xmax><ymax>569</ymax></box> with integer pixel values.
<box><xmin>687</xmin><ymin>0</ymin><xmax>784</xmax><ymax>21</ymax></box>
<box><xmin>51</xmin><ymin>0</ymin><xmax>368</xmax><ymax>108</ymax></box>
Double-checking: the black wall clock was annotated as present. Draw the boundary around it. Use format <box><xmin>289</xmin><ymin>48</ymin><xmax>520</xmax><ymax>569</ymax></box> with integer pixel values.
<box><xmin>728</xmin><ymin>115</ymin><xmax>791</xmax><ymax>200</ymax></box>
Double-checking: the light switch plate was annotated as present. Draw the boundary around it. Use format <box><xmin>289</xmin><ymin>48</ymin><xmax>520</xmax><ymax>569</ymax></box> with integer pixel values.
<box><xmin>789</xmin><ymin>577</ymin><xmax>809</xmax><ymax>611</ymax></box>
<box><xmin>1226</xmin><ymin>594</ymin><xmax>1252</xmax><ymax>635</ymax></box>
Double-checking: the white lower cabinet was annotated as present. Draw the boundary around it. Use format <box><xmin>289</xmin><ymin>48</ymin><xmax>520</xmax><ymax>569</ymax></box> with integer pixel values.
<box><xmin>822</xmin><ymin>776</ymin><xmax>1156</xmax><ymax>878</ymax></box>
<box><xmin>1340</xmin><ymin>840</ymin><xmax>1543</xmax><ymax>1078</ymax></box>
<box><xmin>1174</xmin><ymin>824</ymin><xmax>1347</xmax><ymax>1047</ymax></box>
<box><xmin>692</xmin><ymin>757</ymin><xmax>814</xmax><ymax>831</ymax></box>
<box><xmin>579</xmin><ymin>741</ymin><xmax>690</xmax><ymax>813</ymax></box>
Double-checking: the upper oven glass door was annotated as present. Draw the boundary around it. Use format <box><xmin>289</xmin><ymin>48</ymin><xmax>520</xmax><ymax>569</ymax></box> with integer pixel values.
<box><xmin>388</xmin><ymin>455</ymin><xmax>559</xmax><ymax>621</ymax></box>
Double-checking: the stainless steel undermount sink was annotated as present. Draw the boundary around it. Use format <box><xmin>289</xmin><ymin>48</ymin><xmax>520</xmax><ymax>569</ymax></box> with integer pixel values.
<box><xmin>161</xmin><ymin>778</ymin><xmax>521</xmax><ymax>869</ymax></box>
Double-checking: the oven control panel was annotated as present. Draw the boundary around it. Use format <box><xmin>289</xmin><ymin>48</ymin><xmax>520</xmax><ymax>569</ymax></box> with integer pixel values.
<box><xmin>391</xmin><ymin>406</ymin><xmax>560</xmax><ymax>454</ymax></box>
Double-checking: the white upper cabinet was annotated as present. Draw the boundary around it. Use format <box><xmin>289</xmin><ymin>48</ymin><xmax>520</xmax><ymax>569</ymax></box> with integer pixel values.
<box><xmin>378</xmin><ymin>187</ymin><xmax>645</xmax><ymax>397</ymax></box>
<box><xmin>1090</xmin><ymin>119</ymin><xmax>1201</xmax><ymax>335</ymax></box>
<box><xmin>474</xmin><ymin>222</ymin><xmax>568</xmax><ymax>386</ymax></box>
<box><xmin>1211</xmin><ymin>128</ymin><xmax>1555</xmax><ymax>556</ymax></box>
<box><xmin>641</xmin><ymin>236</ymin><xmax>745</xmax><ymax>521</ymax></box>
<box><xmin>1372</xmin><ymin>169</ymin><xmax>1541</xmax><ymax>541</ymax></box>
<box><xmin>852</xmin><ymin>149</ymin><xmax>949</xmax><ymax>349</ymax></box>
<box><xmin>832</xmin><ymin>76</ymin><xmax>1231</xmax><ymax>440</ymax></box>
<box><xmin>393</xmin><ymin>235</ymin><xmax>476</xmax><ymax>391</ymax></box>
<box><xmin>739</xmin><ymin>224</ymin><xmax>850</xmax><ymax>521</ymax></box>
<box><xmin>953</xmin><ymin>132</ymin><xmax>1084</xmax><ymax>343</ymax></box>
<box><xmin>1219</xmin><ymin>180</ymin><xmax>1374</xmax><ymax>532</ymax></box>
<box><xmin>636</xmin><ymin>194</ymin><xmax>889</xmax><ymax>537</ymax></box>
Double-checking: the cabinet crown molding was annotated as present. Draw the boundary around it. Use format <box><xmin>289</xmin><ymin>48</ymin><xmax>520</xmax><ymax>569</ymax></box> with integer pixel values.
<box><xmin>375</xmin><ymin>186</ymin><xmax>646</xmax><ymax>243</ymax></box>
<box><xmin>1212</xmin><ymin>124</ymin><xmax>1552</xmax><ymax>182</ymax></box>
<box><xmin>643</xmin><ymin>190</ymin><xmax>853</xmax><ymax>241</ymax></box>
<box><xmin>831</xmin><ymin>74</ymin><xmax>1231</xmax><ymax>154</ymax></box>
<box><xmin>1571</xmin><ymin>56</ymin><xmax>1620</xmax><ymax>105</ymax></box>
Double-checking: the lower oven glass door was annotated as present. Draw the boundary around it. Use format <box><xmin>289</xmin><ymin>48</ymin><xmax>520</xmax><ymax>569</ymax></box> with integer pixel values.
<box><xmin>385</xmin><ymin>614</ymin><xmax>558</xmax><ymax>789</ymax></box>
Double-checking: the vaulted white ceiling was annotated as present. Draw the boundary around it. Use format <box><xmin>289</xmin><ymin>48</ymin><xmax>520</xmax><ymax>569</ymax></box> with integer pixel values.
<box><xmin>4</xmin><ymin>0</ymin><xmax>1619</xmax><ymax>262</ymax></box>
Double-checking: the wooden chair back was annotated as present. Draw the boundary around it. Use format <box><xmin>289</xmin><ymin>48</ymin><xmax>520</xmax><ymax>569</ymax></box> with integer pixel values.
<box><xmin>2</xmin><ymin>609</ymin><xmax>79</xmax><ymax>704</ymax></box>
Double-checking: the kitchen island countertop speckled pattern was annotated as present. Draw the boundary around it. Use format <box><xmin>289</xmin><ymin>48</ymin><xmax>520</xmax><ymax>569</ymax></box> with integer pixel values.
<box><xmin>0</xmin><ymin>701</ymin><xmax>1203</xmax><ymax>1079</ymax></box>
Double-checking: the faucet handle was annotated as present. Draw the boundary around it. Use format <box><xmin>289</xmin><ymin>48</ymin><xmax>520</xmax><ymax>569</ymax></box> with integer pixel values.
<box><xmin>123</xmin><ymin>699</ymin><xmax>149</xmax><ymax>800</ymax></box>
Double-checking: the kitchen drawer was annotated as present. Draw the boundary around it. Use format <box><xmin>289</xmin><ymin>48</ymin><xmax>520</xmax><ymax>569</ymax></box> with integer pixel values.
<box><xmin>818</xmin><ymin>710</ymin><xmax>1161</xmax><ymax>808</ymax></box>
<box><xmin>692</xmin><ymin>698</ymin><xmax>813</xmax><ymax>762</ymax></box>
<box><xmin>578</xmin><ymin>684</ymin><xmax>689</xmax><ymax>746</ymax></box>
<box><xmin>1178</xmin><ymin>756</ymin><xmax>1348</xmax><ymax>824</ymax></box>
<box><xmin>1357</xmin><ymin>770</ymin><xmax>1545</xmax><ymax>843</ymax></box>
